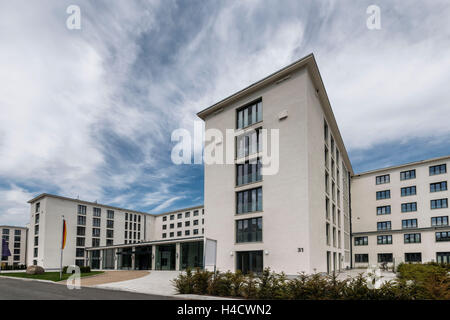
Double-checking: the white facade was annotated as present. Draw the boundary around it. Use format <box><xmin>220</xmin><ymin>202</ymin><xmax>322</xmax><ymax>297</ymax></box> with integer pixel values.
<box><xmin>1</xmin><ymin>225</ymin><xmax>27</xmax><ymax>266</ymax></box>
<box><xmin>27</xmin><ymin>194</ymin><xmax>204</xmax><ymax>270</ymax></box>
<box><xmin>352</xmin><ymin>156</ymin><xmax>450</xmax><ymax>267</ymax></box>
<box><xmin>197</xmin><ymin>54</ymin><xmax>353</xmax><ymax>275</ymax></box>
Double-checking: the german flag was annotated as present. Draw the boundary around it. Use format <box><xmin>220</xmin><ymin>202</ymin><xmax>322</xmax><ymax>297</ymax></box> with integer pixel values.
<box><xmin>62</xmin><ymin>219</ymin><xmax>67</xmax><ymax>250</ymax></box>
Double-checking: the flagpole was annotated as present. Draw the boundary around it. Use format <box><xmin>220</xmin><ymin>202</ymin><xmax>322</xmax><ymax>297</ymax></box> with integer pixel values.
<box><xmin>60</xmin><ymin>215</ymin><xmax>64</xmax><ymax>280</ymax></box>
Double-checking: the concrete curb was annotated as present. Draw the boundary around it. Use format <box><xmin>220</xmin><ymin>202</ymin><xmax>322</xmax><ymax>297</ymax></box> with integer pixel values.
<box><xmin>0</xmin><ymin>275</ymin><xmax>56</xmax><ymax>284</ymax></box>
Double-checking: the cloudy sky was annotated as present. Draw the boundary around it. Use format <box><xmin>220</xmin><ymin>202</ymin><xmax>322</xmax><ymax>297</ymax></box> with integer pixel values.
<box><xmin>1</xmin><ymin>0</ymin><xmax>449</xmax><ymax>226</ymax></box>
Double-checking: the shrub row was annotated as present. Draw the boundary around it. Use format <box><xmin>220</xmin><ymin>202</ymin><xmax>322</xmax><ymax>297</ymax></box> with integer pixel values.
<box><xmin>62</xmin><ymin>266</ymin><xmax>91</xmax><ymax>274</ymax></box>
<box><xmin>172</xmin><ymin>266</ymin><xmax>449</xmax><ymax>300</ymax></box>
<box><xmin>0</xmin><ymin>264</ymin><xmax>27</xmax><ymax>271</ymax></box>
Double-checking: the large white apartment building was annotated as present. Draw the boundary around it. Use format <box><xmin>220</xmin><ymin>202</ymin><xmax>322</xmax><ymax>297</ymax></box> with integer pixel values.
<box><xmin>352</xmin><ymin>156</ymin><xmax>450</xmax><ymax>267</ymax></box>
<box><xmin>198</xmin><ymin>54</ymin><xmax>353</xmax><ymax>275</ymax></box>
<box><xmin>16</xmin><ymin>54</ymin><xmax>450</xmax><ymax>274</ymax></box>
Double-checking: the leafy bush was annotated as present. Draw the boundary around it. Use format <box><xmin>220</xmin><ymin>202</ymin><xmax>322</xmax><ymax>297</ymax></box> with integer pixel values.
<box><xmin>172</xmin><ymin>265</ymin><xmax>450</xmax><ymax>300</ymax></box>
<box><xmin>0</xmin><ymin>264</ymin><xmax>26</xmax><ymax>271</ymax></box>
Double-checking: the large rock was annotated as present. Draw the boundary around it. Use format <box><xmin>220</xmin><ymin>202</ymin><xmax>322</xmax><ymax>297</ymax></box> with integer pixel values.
<box><xmin>26</xmin><ymin>265</ymin><xmax>45</xmax><ymax>275</ymax></box>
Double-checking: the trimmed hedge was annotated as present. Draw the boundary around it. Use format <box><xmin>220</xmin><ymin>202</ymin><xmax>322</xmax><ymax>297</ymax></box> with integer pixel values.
<box><xmin>62</xmin><ymin>265</ymin><xmax>91</xmax><ymax>274</ymax></box>
<box><xmin>0</xmin><ymin>264</ymin><xmax>27</xmax><ymax>271</ymax></box>
<box><xmin>173</xmin><ymin>266</ymin><xmax>450</xmax><ymax>300</ymax></box>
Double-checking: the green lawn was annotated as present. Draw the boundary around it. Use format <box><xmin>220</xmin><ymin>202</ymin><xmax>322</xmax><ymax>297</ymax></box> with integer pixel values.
<box><xmin>0</xmin><ymin>271</ymin><xmax>103</xmax><ymax>282</ymax></box>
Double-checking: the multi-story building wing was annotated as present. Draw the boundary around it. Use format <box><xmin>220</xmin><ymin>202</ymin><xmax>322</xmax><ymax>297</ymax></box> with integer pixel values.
<box><xmin>352</xmin><ymin>156</ymin><xmax>450</xmax><ymax>266</ymax></box>
<box><xmin>197</xmin><ymin>54</ymin><xmax>353</xmax><ymax>275</ymax></box>
<box><xmin>26</xmin><ymin>193</ymin><xmax>205</xmax><ymax>271</ymax></box>
<box><xmin>0</xmin><ymin>225</ymin><xmax>27</xmax><ymax>267</ymax></box>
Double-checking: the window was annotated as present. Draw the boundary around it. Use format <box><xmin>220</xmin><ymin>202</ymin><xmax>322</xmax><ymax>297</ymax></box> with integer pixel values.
<box><xmin>2</xmin><ymin>229</ymin><xmax>9</xmax><ymax>235</ymax></box>
<box><xmin>170</xmin><ymin>224</ymin><xmax>174</xmax><ymax>229</ymax></box>
<box><xmin>14</xmin><ymin>229</ymin><xmax>21</xmax><ymax>236</ymax></box>
<box><xmin>436</xmin><ymin>231</ymin><xmax>450</xmax><ymax>242</ymax></box>
<box><xmin>377</xmin><ymin>235</ymin><xmax>393</xmax><ymax>245</ymax></box>
<box><xmin>170</xmin><ymin>215</ymin><xmax>175</xmax><ymax>220</ymax></box>
<box><xmin>405</xmin><ymin>253</ymin><xmax>422</xmax><ymax>263</ymax></box>
<box><xmin>162</xmin><ymin>233</ymin><xmax>167</xmax><ymax>239</ymax></box>
<box><xmin>401</xmin><ymin>186</ymin><xmax>416</xmax><ymax>197</ymax></box>
<box><xmin>436</xmin><ymin>252</ymin><xmax>450</xmax><ymax>264</ymax></box>
<box><xmin>194</xmin><ymin>220</ymin><xmax>199</xmax><ymax>226</ymax></box>
<box><xmin>378</xmin><ymin>253</ymin><xmax>393</xmax><ymax>263</ymax></box>
<box><xmin>92</xmin><ymin>228</ymin><xmax>100</xmax><ymax>237</ymax></box>
<box><xmin>34</xmin><ymin>237</ymin><xmax>38</xmax><ymax>246</ymax></box>
<box><xmin>194</xmin><ymin>210</ymin><xmax>199</xmax><ymax>216</ymax></box>
<box><xmin>325</xmin><ymin>198</ymin><xmax>330</xmax><ymax>220</ymax></box>
<box><xmin>34</xmin><ymin>225</ymin><xmax>39</xmax><ymax>235</ymax></box>
<box><xmin>376</xmin><ymin>190</ymin><xmax>390</xmax><ymax>200</ymax></box>
<box><xmin>33</xmin><ymin>248</ymin><xmax>38</xmax><ymax>258</ymax></box>
<box><xmin>14</xmin><ymin>249</ymin><xmax>20</xmax><ymax>255</ymax></box>
<box><xmin>431</xmin><ymin>199</ymin><xmax>448</xmax><ymax>209</ymax></box>
<box><xmin>35</xmin><ymin>213</ymin><xmax>40</xmax><ymax>224</ymax></box>
<box><xmin>77</xmin><ymin>227</ymin><xmax>85</xmax><ymax>236</ymax></box>
<box><xmin>78</xmin><ymin>205</ymin><xmax>87</xmax><ymax>215</ymax></box>
<box><xmin>431</xmin><ymin>216</ymin><xmax>448</xmax><ymax>226</ymax></box>
<box><xmin>163</xmin><ymin>216</ymin><xmax>167</xmax><ymax>222</ymax></box>
<box><xmin>236</xmin><ymin>158</ymin><xmax>262</xmax><ymax>186</ymax></box>
<box><xmin>404</xmin><ymin>233</ymin><xmax>421</xmax><ymax>243</ymax></box>
<box><xmin>177</xmin><ymin>222</ymin><xmax>182</xmax><ymax>228</ymax></box>
<box><xmin>236</xmin><ymin>217</ymin><xmax>263</xmax><ymax>243</ymax></box>
<box><xmin>402</xmin><ymin>219</ymin><xmax>418</xmax><ymax>229</ymax></box>
<box><xmin>177</xmin><ymin>231</ymin><xmax>182</xmax><ymax>237</ymax></box>
<box><xmin>430</xmin><ymin>181</ymin><xmax>447</xmax><ymax>193</ymax></box>
<box><xmin>77</xmin><ymin>215</ymin><xmax>86</xmax><ymax>226</ymax></box>
<box><xmin>13</xmin><ymin>255</ymin><xmax>20</xmax><ymax>261</ymax></box>
<box><xmin>324</xmin><ymin>121</ymin><xmax>329</xmax><ymax>142</ymax></box>
<box><xmin>193</xmin><ymin>229</ymin><xmax>199</xmax><ymax>235</ymax></box>
<box><xmin>107</xmin><ymin>210</ymin><xmax>114</xmax><ymax>219</ymax></box>
<box><xmin>107</xmin><ymin>220</ymin><xmax>114</xmax><ymax>228</ymax></box>
<box><xmin>93</xmin><ymin>218</ymin><xmax>101</xmax><ymax>227</ymax></box>
<box><xmin>430</xmin><ymin>164</ymin><xmax>446</xmax><ymax>176</ymax></box>
<box><xmin>236</xmin><ymin>187</ymin><xmax>263</xmax><ymax>214</ymax></box>
<box><xmin>330</xmin><ymin>136</ymin><xmax>335</xmax><ymax>158</ymax></box>
<box><xmin>177</xmin><ymin>213</ymin><xmax>182</xmax><ymax>219</ymax></box>
<box><xmin>354</xmin><ymin>237</ymin><xmax>368</xmax><ymax>246</ymax></box>
<box><xmin>76</xmin><ymin>237</ymin><xmax>85</xmax><ymax>247</ymax></box>
<box><xmin>325</xmin><ymin>147</ymin><xmax>329</xmax><ymax>169</ymax></box>
<box><xmin>326</xmin><ymin>223</ymin><xmax>330</xmax><ymax>246</ymax></box>
<box><xmin>325</xmin><ymin>172</ymin><xmax>329</xmax><ymax>194</ymax></box>
<box><xmin>185</xmin><ymin>230</ymin><xmax>190</xmax><ymax>236</ymax></box>
<box><xmin>377</xmin><ymin>221</ymin><xmax>391</xmax><ymax>231</ymax></box>
<box><xmin>106</xmin><ymin>230</ymin><xmax>114</xmax><ymax>238</ymax></box>
<box><xmin>106</xmin><ymin>239</ymin><xmax>113</xmax><ymax>246</ymax></box>
<box><xmin>35</xmin><ymin>202</ymin><xmax>40</xmax><ymax>213</ymax></box>
<box><xmin>400</xmin><ymin>169</ymin><xmax>416</xmax><ymax>181</ymax></box>
<box><xmin>170</xmin><ymin>232</ymin><xmax>174</xmax><ymax>238</ymax></box>
<box><xmin>402</xmin><ymin>202</ymin><xmax>417</xmax><ymax>212</ymax></box>
<box><xmin>376</xmin><ymin>174</ymin><xmax>390</xmax><ymax>185</ymax></box>
<box><xmin>125</xmin><ymin>212</ymin><xmax>128</xmax><ymax>220</ymax></box>
<box><xmin>185</xmin><ymin>212</ymin><xmax>190</xmax><ymax>218</ymax></box>
<box><xmin>237</xmin><ymin>99</ymin><xmax>262</xmax><ymax>129</ymax></box>
<box><xmin>377</xmin><ymin>206</ymin><xmax>391</xmax><ymax>215</ymax></box>
<box><xmin>236</xmin><ymin>128</ymin><xmax>262</xmax><ymax>158</ymax></box>
<box><xmin>185</xmin><ymin>221</ymin><xmax>190</xmax><ymax>227</ymax></box>
<box><xmin>76</xmin><ymin>248</ymin><xmax>85</xmax><ymax>258</ymax></box>
<box><xmin>14</xmin><ymin>242</ymin><xmax>20</xmax><ymax>248</ymax></box>
<box><xmin>93</xmin><ymin>207</ymin><xmax>101</xmax><ymax>217</ymax></box>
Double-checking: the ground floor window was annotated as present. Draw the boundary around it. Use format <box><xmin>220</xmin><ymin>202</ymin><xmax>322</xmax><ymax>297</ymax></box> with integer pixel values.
<box><xmin>135</xmin><ymin>246</ymin><xmax>152</xmax><ymax>270</ymax></box>
<box><xmin>355</xmin><ymin>254</ymin><xmax>369</xmax><ymax>263</ymax></box>
<box><xmin>180</xmin><ymin>241</ymin><xmax>203</xmax><ymax>270</ymax></box>
<box><xmin>75</xmin><ymin>259</ymin><xmax>84</xmax><ymax>267</ymax></box>
<box><xmin>405</xmin><ymin>252</ymin><xmax>422</xmax><ymax>263</ymax></box>
<box><xmin>436</xmin><ymin>252</ymin><xmax>450</xmax><ymax>264</ymax></box>
<box><xmin>102</xmin><ymin>249</ymin><xmax>115</xmax><ymax>269</ymax></box>
<box><xmin>236</xmin><ymin>250</ymin><xmax>263</xmax><ymax>274</ymax></box>
<box><xmin>90</xmin><ymin>250</ymin><xmax>101</xmax><ymax>269</ymax></box>
<box><xmin>377</xmin><ymin>253</ymin><xmax>393</xmax><ymax>263</ymax></box>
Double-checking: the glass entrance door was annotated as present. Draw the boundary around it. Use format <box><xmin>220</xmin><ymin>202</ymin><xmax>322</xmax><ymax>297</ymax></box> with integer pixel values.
<box><xmin>135</xmin><ymin>246</ymin><xmax>152</xmax><ymax>270</ymax></box>
<box><xmin>155</xmin><ymin>244</ymin><xmax>176</xmax><ymax>270</ymax></box>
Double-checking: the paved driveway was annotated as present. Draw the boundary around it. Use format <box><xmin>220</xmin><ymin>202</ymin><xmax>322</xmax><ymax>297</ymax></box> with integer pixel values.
<box><xmin>0</xmin><ymin>277</ymin><xmax>179</xmax><ymax>300</ymax></box>
<box><xmin>60</xmin><ymin>270</ymin><xmax>149</xmax><ymax>287</ymax></box>
<box><xmin>94</xmin><ymin>271</ymin><xmax>181</xmax><ymax>296</ymax></box>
